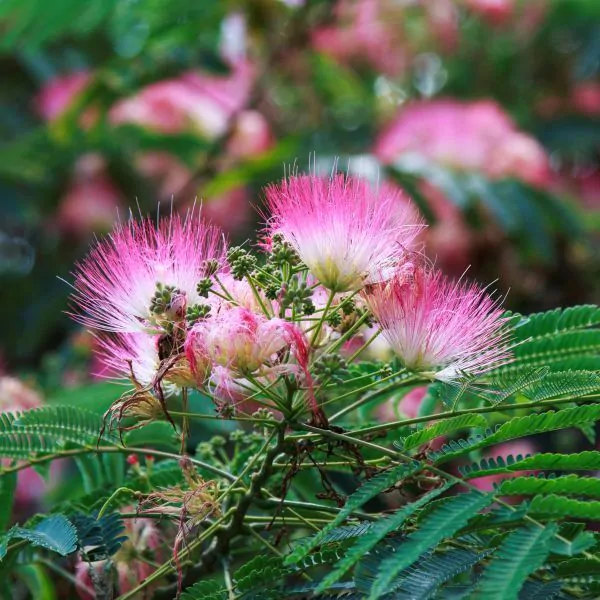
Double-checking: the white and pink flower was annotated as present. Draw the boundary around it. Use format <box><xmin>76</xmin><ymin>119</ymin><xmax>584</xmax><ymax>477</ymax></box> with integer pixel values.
<box><xmin>71</xmin><ymin>213</ymin><xmax>226</xmax><ymax>333</ymax></box>
<box><xmin>264</xmin><ymin>174</ymin><xmax>423</xmax><ymax>292</ymax></box>
<box><xmin>364</xmin><ymin>266</ymin><xmax>512</xmax><ymax>382</ymax></box>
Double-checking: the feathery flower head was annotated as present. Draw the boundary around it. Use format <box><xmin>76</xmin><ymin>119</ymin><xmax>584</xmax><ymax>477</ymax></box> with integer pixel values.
<box><xmin>364</xmin><ymin>266</ymin><xmax>512</xmax><ymax>382</ymax></box>
<box><xmin>264</xmin><ymin>173</ymin><xmax>423</xmax><ymax>292</ymax></box>
<box><xmin>71</xmin><ymin>212</ymin><xmax>227</xmax><ymax>333</ymax></box>
<box><xmin>185</xmin><ymin>306</ymin><xmax>308</xmax><ymax>377</ymax></box>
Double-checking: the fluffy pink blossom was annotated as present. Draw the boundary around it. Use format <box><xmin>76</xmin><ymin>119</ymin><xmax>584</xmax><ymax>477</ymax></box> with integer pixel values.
<box><xmin>185</xmin><ymin>306</ymin><xmax>308</xmax><ymax>377</ymax></box>
<box><xmin>35</xmin><ymin>72</ymin><xmax>91</xmax><ymax>121</ymax></box>
<box><xmin>109</xmin><ymin>62</ymin><xmax>253</xmax><ymax>139</ymax></box>
<box><xmin>364</xmin><ymin>266</ymin><xmax>512</xmax><ymax>382</ymax></box>
<box><xmin>55</xmin><ymin>154</ymin><xmax>121</xmax><ymax>237</ymax></box>
<box><xmin>75</xmin><ymin>515</ymin><xmax>161</xmax><ymax>599</ymax></box>
<box><xmin>264</xmin><ymin>174</ymin><xmax>423</xmax><ymax>292</ymax></box>
<box><xmin>71</xmin><ymin>212</ymin><xmax>227</xmax><ymax>333</ymax></box>
<box><xmin>374</xmin><ymin>99</ymin><xmax>550</xmax><ymax>187</ymax></box>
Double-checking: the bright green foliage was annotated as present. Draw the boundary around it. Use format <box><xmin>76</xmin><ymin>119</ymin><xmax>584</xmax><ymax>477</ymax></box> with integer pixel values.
<box><xmin>475</xmin><ymin>524</ymin><xmax>559</xmax><ymax>600</ymax></box>
<box><xmin>400</xmin><ymin>414</ymin><xmax>488</xmax><ymax>451</ymax></box>
<box><xmin>430</xmin><ymin>404</ymin><xmax>600</xmax><ymax>463</ymax></box>
<box><xmin>498</xmin><ymin>474</ymin><xmax>600</xmax><ymax>498</ymax></box>
<box><xmin>529</xmin><ymin>495</ymin><xmax>600</xmax><ymax>521</ymax></box>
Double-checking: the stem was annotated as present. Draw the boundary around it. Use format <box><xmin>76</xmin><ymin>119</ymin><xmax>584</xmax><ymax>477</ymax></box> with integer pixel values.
<box><xmin>353</xmin><ymin>394</ymin><xmax>600</xmax><ymax>438</ymax></box>
<box><xmin>310</xmin><ymin>289</ymin><xmax>335</xmax><ymax>347</ymax></box>
<box><xmin>329</xmin><ymin>374</ymin><xmax>416</xmax><ymax>422</ymax></box>
<box><xmin>247</xmin><ymin>275</ymin><xmax>272</xmax><ymax>317</ymax></box>
<box><xmin>98</xmin><ymin>487</ymin><xmax>136</xmax><ymax>518</ymax></box>
<box><xmin>0</xmin><ymin>445</ymin><xmax>235</xmax><ymax>482</ymax></box>
<box><xmin>180</xmin><ymin>387</ymin><xmax>189</xmax><ymax>454</ymax></box>
<box><xmin>345</xmin><ymin>327</ymin><xmax>382</xmax><ymax>364</ymax></box>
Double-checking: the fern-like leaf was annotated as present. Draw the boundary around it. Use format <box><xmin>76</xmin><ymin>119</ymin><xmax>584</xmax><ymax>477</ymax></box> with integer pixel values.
<box><xmin>313</xmin><ymin>484</ymin><xmax>451</xmax><ymax>593</ymax></box>
<box><xmin>522</xmin><ymin>370</ymin><xmax>600</xmax><ymax>401</ymax></box>
<box><xmin>476</xmin><ymin>523</ymin><xmax>559</xmax><ymax>600</ymax></box>
<box><xmin>498</xmin><ymin>474</ymin><xmax>600</xmax><ymax>499</ymax></box>
<box><xmin>400</xmin><ymin>414</ymin><xmax>488</xmax><ymax>452</ymax></box>
<box><xmin>284</xmin><ymin>461</ymin><xmax>420</xmax><ymax>565</ymax></box>
<box><xmin>13</xmin><ymin>405</ymin><xmax>113</xmax><ymax>444</ymax></box>
<box><xmin>510</xmin><ymin>305</ymin><xmax>600</xmax><ymax>342</ymax></box>
<box><xmin>431</xmin><ymin>404</ymin><xmax>600</xmax><ymax>464</ymax></box>
<box><xmin>70</xmin><ymin>511</ymin><xmax>127</xmax><ymax>561</ymax></box>
<box><xmin>367</xmin><ymin>491</ymin><xmax>493</xmax><ymax>599</ymax></box>
<box><xmin>180</xmin><ymin>579</ymin><xmax>227</xmax><ymax>600</ymax></box>
<box><xmin>529</xmin><ymin>494</ymin><xmax>600</xmax><ymax>521</ymax></box>
<box><xmin>0</xmin><ymin>514</ymin><xmax>78</xmax><ymax>560</ymax></box>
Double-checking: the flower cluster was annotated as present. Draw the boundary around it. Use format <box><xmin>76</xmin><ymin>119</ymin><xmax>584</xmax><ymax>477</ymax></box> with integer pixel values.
<box><xmin>71</xmin><ymin>170</ymin><xmax>511</xmax><ymax>434</ymax></box>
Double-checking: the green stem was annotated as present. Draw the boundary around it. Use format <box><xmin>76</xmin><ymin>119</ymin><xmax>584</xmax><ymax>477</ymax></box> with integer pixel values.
<box><xmin>353</xmin><ymin>394</ymin><xmax>600</xmax><ymax>438</ymax></box>
<box><xmin>345</xmin><ymin>327</ymin><xmax>382</xmax><ymax>364</ymax></box>
<box><xmin>309</xmin><ymin>289</ymin><xmax>336</xmax><ymax>347</ymax></box>
<box><xmin>0</xmin><ymin>445</ymin><xmax>235</xmax><ymax>482</ymax></box>
<box><xmin>247</xmin><ymin>275</ymin><xmax>272</xmax><ymax>317</ymax></box>
<box><xmin>98</xmin><ymin>487</ymin><xmax>136</xmax><ymax>518</ymax></box>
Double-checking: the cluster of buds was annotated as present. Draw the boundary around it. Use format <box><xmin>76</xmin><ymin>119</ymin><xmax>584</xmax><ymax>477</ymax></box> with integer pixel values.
<box><xmin>71</xmin><ymin>171</ymin><xmax>512</xmax><ymax>434</ymax></box>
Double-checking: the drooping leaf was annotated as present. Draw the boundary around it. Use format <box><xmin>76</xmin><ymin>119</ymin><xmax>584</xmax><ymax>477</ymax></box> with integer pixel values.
<box><xmin>0</xmin><ymin>514</ymin><xmax>78</xmax><ymax>560</ymax></box>
<box><xmin>313</xmin><ymin>484</ymin><xmax>452</xmax><ymax>593</ymax></box>
<box><xmin>367</xmin><ymin>491</ymin><xmax>493</xmax><ymax>599</ymax></box>
<box><xmin>476</xmin><ymin>523</ymin><xmax>559</xmax><ymax>600</ymax></box>
<box><xmin>284</xmin><ymin>461</ymin><xmax>421</xmax><ymax>565</ymax></box>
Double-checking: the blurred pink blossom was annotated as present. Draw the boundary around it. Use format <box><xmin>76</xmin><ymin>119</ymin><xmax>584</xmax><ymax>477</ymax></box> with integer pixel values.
<box><xmin>110</xmin><ymin>62</ymin><xmax>254</xmax><ymax>139</ymax></box>
<box><xmin>227</xmin><ymin>110</ymin><xmax>274</xmax><ymax>159</ymax></box>
<box><xmin>56</xmin><ymin>154</ymin><xmax>121</xmax><ymax>237</ymax></box>
<box><xmin>35</xmin><ymin>72</ymin><xmax>91</xmax><ymax>121</ymax></box>
<box><xmin>0</xmin><ymin>377</ymin><xmax>61</xmax><ymax>509</ymax></box>
<box><xmin>375</xmin><ymin>99</ymin><xmax>550</xmax><ymax>187</ymax></box>
<box><xmin>570</xmin><ymin>82</ymin><xmax>600</xmax><ymax>117</ymax></box>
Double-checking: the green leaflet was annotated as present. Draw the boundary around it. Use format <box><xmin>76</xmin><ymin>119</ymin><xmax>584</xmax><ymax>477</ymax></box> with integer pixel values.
<box><xmin>431</xmin><ymin>404</ymin><xmax>600</xmax><ymax>464</ymax></box>
<box><xmin>529</xmin><ymin>494</ymin><xmax>600</xmax><ymax>521</ymax></box>
<box><xmin>510</xmin><ymin>305</ymin><xmax>600</xmax><ymax>342</ymax></box>
<box><xmin>13</xmin><ymin>405</ymin><xmax>115</xmax><ymax>444</ymax></box>
<box><xmin>313</xmin><ymin>484</ymin><xmax>452</xmax><ymax>594</ymax></box>
<box><xmin>400</xmin><ymin>414</ymin><xmax>488</xmax><ymax>452</ymax></box>
<box><xmin>356</xmin><ymin>544</ymin><xmax>486</xmax><ymax>600</ymax></box>
<box><xmin>475</xmin><ymin>523</ymin><xmax>559</xmax><ymax>600</ymax></box>
<box><xmin>367</xmin><ymin>491</ymin><xmax>493</xmax><ymax>599</ymax></box>
<box><xmin>461</xmin><ymin>451</ymin><xmax>600</xmax><ymax>479</ymax></box>
<box><xmin>521</xmin><ymin>370</ymin><xmax>600</xmax><ymax>401</ymax></box>
<box><xmin>0</xmin><ymin>515</ymin><xmax>78</xmax><ymax>560</ymax></box>
<box><xmin>284</xmin><ymin>461</ymin><xmax>421</xmax><ymax>565</ymax></box>
<box><xmin>498</xmin><ymin>474</ymin><xmax>600</xmax><ymax>499</ymax></box>
<box><xmin>0</xmin><ymin>471</ymin><xmax>16</xmax><ymax>530</ymax></box>
<box><xmin>555</xmin><ymin>558</ymin><xmax>600</xmax><ymax>579</ymax></box>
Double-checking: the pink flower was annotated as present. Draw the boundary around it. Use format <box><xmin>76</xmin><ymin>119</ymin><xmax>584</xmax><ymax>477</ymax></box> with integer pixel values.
<box><xmin>227</xmin><ymin>110</ymin><xmax>274</xmax><ymax>159</ymax></box>
<box><xmin>570</xmin><ymin>82</ymin><xmax>600</xmax><ymax>117</ymax></box>
<box><xmin>364</xmin><ymin>266</ymin><xmax>512</xmax><ymax>382</ymax></box>
<box><xmin>70</xmin><ymin>212</ymin><xmax>226</xmax><ymax>333</ymax></box>
<box><xmin>0</xmin><ymin>377</ymin><xmax>61</xmax><ymax>510</ymax></box>
<box><xmin>109</xmin><ymin>62</ymin><xmax>254</xmax><ymax>139</ymax></box>
<box><xmin>35</xmin><ymin>72</ymin><xmax>91</xmax><ymax>121</ymax></box>
<box><xmin>201</xmin><ymin>187</ymin><xmax>253</xmax><ymax>235</ymax></box>
<box><xmin>76</xmin><ymin>515</ymin><xmax>161</xmax><ymax>599</ymax></box>
<box><xmin>264</xmin><ymin>174</ymin><xmax>423</xmax><ymax>292</ymax></box>
<box><xmin>185</xmin><ymin>306</ymin><xmax>308</xmax><ymax>377</ymax></box>
<box><xmin>374</xmin><ymin>99</ymin><xmax>550</xmax><ymax>187</ymax></box>
<box><xmin>55</xmin><ymin>154</ymin><xmax>121</xmax><ymax>237</ymax></box>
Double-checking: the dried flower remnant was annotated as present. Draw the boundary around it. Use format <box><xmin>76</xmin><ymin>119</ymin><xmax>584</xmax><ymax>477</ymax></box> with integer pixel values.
<box><xmin>265</xmin><ymin>174</ymin><xmax>423</xmax><ymax>292</ymax></box>
<box><xmin>140</xmin><ymin>458</ymin><xmax>221</xmax><ymax>584</ymax></box>
<box><xmin>365</xmin><ymin>266</ymin><xmax>512</xmax><ymax>382</ymax></box>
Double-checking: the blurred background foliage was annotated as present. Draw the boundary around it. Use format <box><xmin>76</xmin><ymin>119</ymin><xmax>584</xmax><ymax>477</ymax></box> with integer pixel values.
<box><xmin>0</xmin><ymin>0</ymin><xmax>599</xmax><ymax>379</ymax></box>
